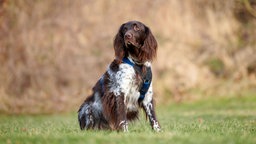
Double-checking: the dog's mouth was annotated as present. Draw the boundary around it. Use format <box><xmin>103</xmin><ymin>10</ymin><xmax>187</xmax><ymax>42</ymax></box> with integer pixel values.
<box><xmin>125</xmin><ymin>40</ymin><xmax>141</xmax><ymax>48</ymax></box>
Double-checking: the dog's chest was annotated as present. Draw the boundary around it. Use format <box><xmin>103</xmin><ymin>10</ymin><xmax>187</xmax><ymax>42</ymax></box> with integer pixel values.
<box><xmin>124</xmin><ymin>77</ymin><xmax>141</xmax><ymax>112</ymax></box>
<box><xmin>108</xmin><ymin>63</ymin><xmax>142</xmax><ymax>111</ymax></box>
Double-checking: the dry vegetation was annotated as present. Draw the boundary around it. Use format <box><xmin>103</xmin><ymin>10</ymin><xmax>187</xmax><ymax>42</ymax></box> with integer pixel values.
<box><xmin>0</xmin><ymin>0</ymin><xmax>255</xmax><ymax>114</ymax></box>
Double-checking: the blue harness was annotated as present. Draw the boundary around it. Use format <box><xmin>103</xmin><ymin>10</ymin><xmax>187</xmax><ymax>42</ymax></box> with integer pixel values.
<box><xmin>123</xmin><ymin>57</ymin><xmax>152</xmax><ymax>102</ymax></box>
<box><xmin>100</xmin><ymin>57</ymin><xmax>152</xmax><ymax>102</ymax></box>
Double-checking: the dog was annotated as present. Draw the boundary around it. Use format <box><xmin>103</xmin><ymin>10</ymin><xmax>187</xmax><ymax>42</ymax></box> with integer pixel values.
<box><xmin>78</xmin><ymin>21</ymin><xmax>161</xmax><ymax>132</ymax></box>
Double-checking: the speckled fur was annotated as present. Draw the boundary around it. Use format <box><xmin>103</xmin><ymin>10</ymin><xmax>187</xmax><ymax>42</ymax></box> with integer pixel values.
<box><xmin>78</xmin><ymin>21</ymin><xmax>161</xmax><ymax>132</ymax></box>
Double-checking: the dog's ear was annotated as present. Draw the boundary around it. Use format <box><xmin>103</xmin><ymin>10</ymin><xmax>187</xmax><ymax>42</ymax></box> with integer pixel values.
<box><xmin>140</xmin><ymin>26</ymin><xmax>157</xmax><ymax>61</ymax></box>
<box><xmin>114</xmin><ymin>24</ymin><xmax>125</xmax><ymax>64</ymax></box>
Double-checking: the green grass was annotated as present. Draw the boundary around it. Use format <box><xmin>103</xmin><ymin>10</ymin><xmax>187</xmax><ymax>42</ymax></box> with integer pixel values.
<box><xmin>0</xmin><ymin>95</ymin><xmax>256</xmax><ymax>144</ymax></box>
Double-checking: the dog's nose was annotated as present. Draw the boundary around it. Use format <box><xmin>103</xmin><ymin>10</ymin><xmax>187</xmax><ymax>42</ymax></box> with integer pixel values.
<box><xmin>124</xmin><ymin>33</ymin><xmax>132</xmax><ymax>39</ymax></box>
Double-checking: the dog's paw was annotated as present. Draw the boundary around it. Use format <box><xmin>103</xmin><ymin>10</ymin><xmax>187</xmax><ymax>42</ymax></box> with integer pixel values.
<box><xmin>119</xmin><ymin>120</ymin><xmax>129</xmax><ymax>132</ymax></box>
<box><xmin>153</xmin><ymin>126</ymin><xmax>161</xmax><ymax>132</ymax></box>
<box><xmin>153</xmin><ymin>121</ymin><xmax>161</xmax><ymax>132</ymax></box>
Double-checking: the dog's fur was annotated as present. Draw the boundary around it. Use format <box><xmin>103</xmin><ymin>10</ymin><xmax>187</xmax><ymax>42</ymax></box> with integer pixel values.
<box><xmin>78</xmin><ymin>21</ymin><xmax>161</xmax><ymax>132</ymax></box>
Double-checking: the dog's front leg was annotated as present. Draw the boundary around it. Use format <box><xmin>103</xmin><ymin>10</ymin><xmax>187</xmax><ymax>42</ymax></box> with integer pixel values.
<box><xmin>115</xmin><ymin>94</ymin><xmax>128</xmax><ymax>132</ymax></box>
<box><xmin>142</xmin><ymin>99</ymin><xmax>161</xmax><ymax>132</ymax></box>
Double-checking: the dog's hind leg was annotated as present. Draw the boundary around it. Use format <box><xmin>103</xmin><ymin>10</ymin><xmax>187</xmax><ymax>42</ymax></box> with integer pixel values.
<box><xmin>78</xmin><ymin>91</ymin><xmax>110</xmax><ymax>130</ymax></box>
<box><xmin>78</xmin><ymin>102</ymin><xmax>95</xmax><ymax>130</ymax></box>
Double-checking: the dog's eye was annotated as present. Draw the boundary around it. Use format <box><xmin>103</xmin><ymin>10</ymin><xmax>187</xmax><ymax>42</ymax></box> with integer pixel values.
<box><xmin>123</xmin><ymin>27</ymin><xmax>128</xmax><ymax>32</ymax></box>
<box><xmin>134</xmin><ymin>24</ymin><xmax>140</xmax><ymax>31</ymax></box>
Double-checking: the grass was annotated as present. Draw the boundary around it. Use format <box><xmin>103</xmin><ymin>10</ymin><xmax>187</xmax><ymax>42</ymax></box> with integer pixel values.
<box><xmin>0</xmin><ymin>95</ymin><xmax>256</xmax><ymax>144</ymax></box>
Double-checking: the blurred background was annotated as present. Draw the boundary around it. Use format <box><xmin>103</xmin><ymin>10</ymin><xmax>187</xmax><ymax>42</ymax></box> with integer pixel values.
<box><xmin>0</xmin><ymin>0</ymin><xmax>255</xmax><ymax>114</ymax></box>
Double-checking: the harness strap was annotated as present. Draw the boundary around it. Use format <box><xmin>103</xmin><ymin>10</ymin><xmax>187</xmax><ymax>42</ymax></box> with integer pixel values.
<box><xmin>100</xmin><ymin>76</ymin><xmax>104</xmax><ymax>93</ymax></box>
<box><xmin>122</xmin><ymin>57</ymin><xmax>135</xmax><ymax>67</ymax></box>
<box><xmin>122</xmin><ymin>57</ymin><xmax>152</xmax><ymax>102</ymax></box>
<box><xmin>138</xmin><ymin>66</ymin><xmax>152</xmax><ymax>102</ymax></box>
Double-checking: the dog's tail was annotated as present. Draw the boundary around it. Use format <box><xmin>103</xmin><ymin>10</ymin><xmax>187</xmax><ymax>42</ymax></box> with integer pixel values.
<box><xmin>78</xmin><ymin>102</ymin><xmax>94</xmax><ymax>130</ymax></box>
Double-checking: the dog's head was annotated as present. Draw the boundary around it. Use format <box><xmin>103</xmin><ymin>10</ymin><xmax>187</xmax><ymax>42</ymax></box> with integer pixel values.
<box><xmin>114</xmin><ymin>21</ymin><xmax>157</xmax><ymax>64</ymax></box>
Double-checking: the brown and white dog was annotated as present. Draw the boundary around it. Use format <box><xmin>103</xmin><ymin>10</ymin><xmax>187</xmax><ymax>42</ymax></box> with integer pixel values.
<box><xmin>78</xmin><ymin>21</ymin><xmax>161</xmax><ymax>132</ymax></box>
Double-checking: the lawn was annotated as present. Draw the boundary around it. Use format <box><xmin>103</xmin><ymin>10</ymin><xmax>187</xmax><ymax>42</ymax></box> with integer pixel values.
<box><xmin>0</xmin><ymin>95</ymin><xmax>256</xmax><ymax>144</ymax></box>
